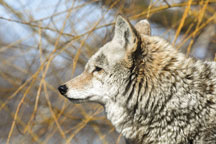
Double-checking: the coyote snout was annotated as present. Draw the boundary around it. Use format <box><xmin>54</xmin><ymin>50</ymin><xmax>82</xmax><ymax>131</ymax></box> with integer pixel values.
<box><xmin>58</xmin><ymin>68</ymin><xmax>110</xmax><ymax>104</ymax></box>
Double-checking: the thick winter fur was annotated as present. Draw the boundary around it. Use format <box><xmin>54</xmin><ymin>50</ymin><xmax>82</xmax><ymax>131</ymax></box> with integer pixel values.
<box><xmin>59</xmin><ymin>16</ymin><xmax>216</xmax><ymax>144</ymax></box>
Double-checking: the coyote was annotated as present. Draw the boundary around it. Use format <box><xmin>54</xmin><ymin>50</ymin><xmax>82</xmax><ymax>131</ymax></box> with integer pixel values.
<box><xmin>58</xmin><ymin>16</ymin><xmax>216</xmax><ymax>144</ymax></box>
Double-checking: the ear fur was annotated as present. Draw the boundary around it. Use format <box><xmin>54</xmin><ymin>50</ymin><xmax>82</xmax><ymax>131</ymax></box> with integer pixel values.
<box><xmin>135</xmin><ymin>19</ymin><xmax>151</xmax><ymax>35</ymax></box>
<box><xmin>113</xmin><ymin>15</ymin><xmax>140</xmax><ymax>67</ymax></box>
<box><xmin>114</xmin><ymin>15</ymin><xmax>139</xmax><ymax>50</ymax></box>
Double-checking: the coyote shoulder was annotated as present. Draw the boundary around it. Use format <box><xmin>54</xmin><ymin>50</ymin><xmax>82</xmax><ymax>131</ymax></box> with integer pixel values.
<box><xmin>58</xmin><ymin>16</ymin><xmax>216</xmax><ymax>144</ymax></box>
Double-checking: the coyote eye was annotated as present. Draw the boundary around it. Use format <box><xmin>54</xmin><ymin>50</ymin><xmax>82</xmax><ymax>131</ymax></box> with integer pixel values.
<box><xmin>93</xmin><ymin>66</ymin><xmax>103</xmax><ymax>73</ymax></box>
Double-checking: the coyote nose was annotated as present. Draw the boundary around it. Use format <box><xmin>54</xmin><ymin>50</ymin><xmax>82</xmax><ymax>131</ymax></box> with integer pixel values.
<box><xmin>58</xmin><ymin>85</ymin><xmax>68</xmax><ymax>95</ymax></box>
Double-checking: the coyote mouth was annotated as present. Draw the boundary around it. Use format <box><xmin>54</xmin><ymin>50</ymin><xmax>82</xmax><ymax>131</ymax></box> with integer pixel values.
<box><xmin>66</xmin><ymin>96</ymin><xmax>91</xmax><ymax>103</ymax></box>
<box><xmin>58</xmin><ymin>92</ymin><xmax>87</xmax><ymax>103</ymax></box>
<box><xmin>67</xmin><ymin>97</ymin><xmax>87</xmax><ymax>103</ymax></box>
<box><xmin>67</xmin><ymin>96</ymin><xmax>102</xmax><ymax>104</ymax></box>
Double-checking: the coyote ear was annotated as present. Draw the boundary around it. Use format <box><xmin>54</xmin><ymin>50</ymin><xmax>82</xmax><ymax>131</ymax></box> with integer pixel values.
<box><xmin>135</xmin><ymin>19</ymin><xmax>151</xmax><ymax>35</ymax></box>
<box><xmin>114</xmin><ymin>15</ymin><xmax>138</xmax><ymax>46</ymax></box>
<box><xmin>113</xmin><ymin>15</ymin><xmax>139</xmax><ymax>65</ymax></box>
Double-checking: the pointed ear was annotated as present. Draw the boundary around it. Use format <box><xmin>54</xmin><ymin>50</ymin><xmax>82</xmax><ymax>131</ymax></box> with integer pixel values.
<box><xmin>113</xmin><ymin>15</ymin><xmax>139</xmax><ymax>52</ymax></box>
<box><xmin>135</xmin><ymin>19</ymin><xmax>151</xmax><ymax>35</ymax></box>
<box><xmin>113</xmin><ymin>15</ymin><xmax>140</xmax><ymax>66</ymax></box>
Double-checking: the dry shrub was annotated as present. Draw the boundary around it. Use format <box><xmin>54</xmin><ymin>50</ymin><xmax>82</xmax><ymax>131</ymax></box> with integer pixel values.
<box><xmin>0</xmin><ymin>0</ymin><xmax>215</xmax><ymax>143</ymax></box>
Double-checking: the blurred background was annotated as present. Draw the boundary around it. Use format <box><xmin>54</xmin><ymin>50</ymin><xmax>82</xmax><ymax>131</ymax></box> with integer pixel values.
<box><xmin>0</xmin><ymin>0</ymin><xmax>215</xmax><ymax>143</ymax></box>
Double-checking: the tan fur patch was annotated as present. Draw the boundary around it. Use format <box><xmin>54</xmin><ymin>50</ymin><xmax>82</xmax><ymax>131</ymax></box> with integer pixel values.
<box><xmin>66</xmin><ymin>72</ymin><xmax>93</xmax><ymax>89</ymax></box>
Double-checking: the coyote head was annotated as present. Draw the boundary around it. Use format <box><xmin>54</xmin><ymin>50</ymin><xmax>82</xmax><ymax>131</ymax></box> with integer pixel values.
<box><xmin>58</xmin><ymin>15</ymin><xmax>173</xmax><ymax>108</ymax></box>
<box><xmin>58</xmin><ymin>16</ymin><xmax>144</xmax><ymax>104</ymax></box>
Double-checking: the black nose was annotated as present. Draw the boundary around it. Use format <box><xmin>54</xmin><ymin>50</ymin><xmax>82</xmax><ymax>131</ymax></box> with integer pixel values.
<box><xmin>58</xmin><ymin>85</ymin><xmax>68</xmax><ymax>95</ymax></box>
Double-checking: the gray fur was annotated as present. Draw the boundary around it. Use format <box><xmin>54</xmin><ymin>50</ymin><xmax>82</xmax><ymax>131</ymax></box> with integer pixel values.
<box><xmin>59</xmin><ymin>15</ymin><xmax>216</xmax><ymax>144</ymax></box>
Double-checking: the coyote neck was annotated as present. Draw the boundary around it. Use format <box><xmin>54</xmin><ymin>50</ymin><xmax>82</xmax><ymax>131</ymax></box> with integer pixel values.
<box><xmin>105</xmin><ymin>102</ymin><xmax>138</xmax><ymax>140</ymax></box>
